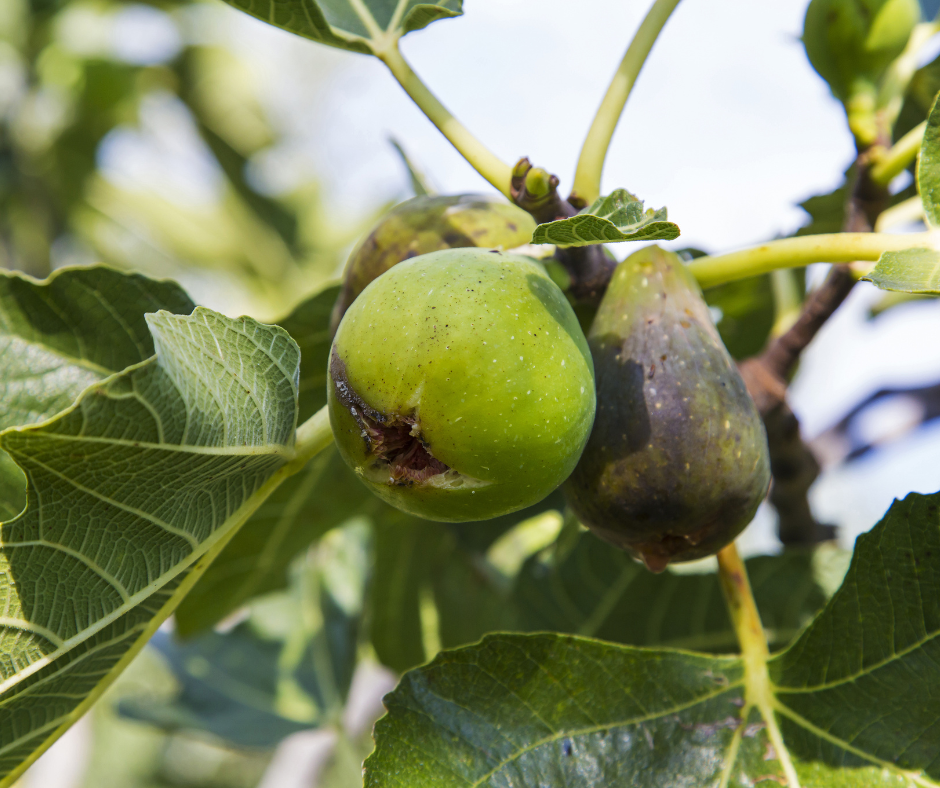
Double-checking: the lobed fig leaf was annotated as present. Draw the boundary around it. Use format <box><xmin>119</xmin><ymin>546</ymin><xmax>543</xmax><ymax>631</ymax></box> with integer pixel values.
<box><xmin>328</xmin><ymin>248</ymin><xmax>595</xmax><ymax>522</ymax></box>
<box><xmin>531</xmin><ymin>189</ymin><xmax>679</xmax><ymax>248</ymax></box>
<box><xmin>331</xmin><ymin>194</ymin><xmax>536</xmax><ymax>331</ymax></box>
<box><xmin>564</xmin><ymin>245</ymin><xmax>771</xmax><ymax>571</ymax></box>
<box><xmin>216</xmin><ymin>0</ymin><xmax>462</xmax><ymax>56</ymax></box>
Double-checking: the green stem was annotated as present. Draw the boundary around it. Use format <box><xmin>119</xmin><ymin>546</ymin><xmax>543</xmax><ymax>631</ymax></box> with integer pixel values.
<box><xmin>293</xmin><ymin>404</ymin><xmax>335</xmax><ymax>469</ymax></box>
<box><xmin>769</xmin><ymin>269</ymin><xmax>802</xmax><ymax>338</ymax></box>
<box><xmin>571</xmin><ymin>0</ymin><xmax>683</xmax><ymax>205</ymax></box>
<box><xmin>0</xmin><ymin>407</ymin><xmax>335</xmax><ymax>788</ymax></box>
<box><xmin>686</xmin><ymin>231</ymin><xmax>935</xmax><ymax>289</ymax></box>
<box><xmin>870</xmin><ymin>121</ymin><xmax>926</xmax><ymax>187</ymax></box>
<box><xmin>716</xmin><ymin>543</ymin><xmax>800</xmax><ymax>788</ymax></box>
<box><xmin>878</xmin><ymin>22</ymin><xmax>940</xmax><ymax>132</ymax></box>
<box><xmin>377</xmin><ymin>42</ymin><xmax>513</xmax><ymax>198</ymax></box>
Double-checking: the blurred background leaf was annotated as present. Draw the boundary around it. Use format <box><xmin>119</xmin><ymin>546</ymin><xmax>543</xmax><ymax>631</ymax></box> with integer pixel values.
<box><xmin>122</xmin><ymin>521</ymin><xmax>370</xmax><ymax>749</ymax></box>
<box><xmin>0</xmin><ymin>0</ymin><xmax>374</xmax><ymax>318</ymax></box>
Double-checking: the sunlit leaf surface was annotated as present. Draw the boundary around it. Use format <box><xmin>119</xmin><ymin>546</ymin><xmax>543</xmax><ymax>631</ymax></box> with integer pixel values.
<box><xmin>218</xmin><ymin>0</ymin><xmax>462</xmax><ymax>54</ymax></box>
<box><xmin>0</xmin><ymin>304</ymin><xmax>299</xmax><ymax>783</ymax></box>
<box><xmin>531</xmin><ymin>190</ymin><xmax>679</xmax><ymax>248</ymax></box>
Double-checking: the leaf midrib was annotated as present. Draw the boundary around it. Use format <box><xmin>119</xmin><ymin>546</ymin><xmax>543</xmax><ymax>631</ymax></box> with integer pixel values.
<box><xmin>772</xmin><ymin>700</ymin><xmax>940</xmax><ymax>787</ymax></box>
<box><xmin>22</xmin><ymin>432</ymin><xmax>294</xmax><ymax>457</ymax></box>
<box><xmin>0</xmin><ymin>454</ymin><xmax>282</xmax><ymax>697</ymax></box>
<box><xmin>772</xmin><ymin>628</ymin><xmax>940</xmax><ymax>695</ymax></box>
<box><xmin>0</xmin><ymin>334</ymin><xmax>114</xmax><ymax>381</ymax></box>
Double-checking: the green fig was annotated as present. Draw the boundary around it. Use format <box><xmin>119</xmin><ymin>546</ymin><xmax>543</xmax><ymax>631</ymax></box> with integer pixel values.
<box><xmin>328</xmin><ymin>248</ymin><xmax>595</xmax><ymax>522</ymax></box>
<box><xmin>330</xmin><ymin>194</ymin><xmax>537</xmax><ymax>332</ymax></box>
<box><xmin>564</xmin><ymin>245</ymin><xmax>771</xmax><ymax>571</ymax></box>
<box><xmin>803</xmin><ymin>0</ymin><xmax>919</xmax><ymax>104</ymax></box>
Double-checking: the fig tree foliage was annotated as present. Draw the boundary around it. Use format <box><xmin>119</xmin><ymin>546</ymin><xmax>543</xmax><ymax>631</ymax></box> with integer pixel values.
<box><xmin>2</xmin><ymin>0</ymin><xmax>940</xmax><ymax>787</ymax></box>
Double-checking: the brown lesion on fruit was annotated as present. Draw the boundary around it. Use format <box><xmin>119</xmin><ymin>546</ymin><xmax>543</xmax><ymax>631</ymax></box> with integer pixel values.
<box><xmin>330</xmin><ymin>352</ymin><xmax>449</xmax><ymax>484</ymax></box>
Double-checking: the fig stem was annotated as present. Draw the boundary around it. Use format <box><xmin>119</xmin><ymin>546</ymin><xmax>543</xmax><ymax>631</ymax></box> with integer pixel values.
<box><xmin>869</xmin><ymin>120</ymin><xmax>925</xmax><ymax>187</ymax></box>
<box><xmin>717</xmin><ymin>543</ymin><xmax>801</xmax><ymax>788</ymax></box>
<box><xmin>571</xmin><ymin>0</ymin><xmax>683</xmax><ymax>205</ymax></box>
<box><xmin>294</xmin><ymin>404</ymin><xmax>336</xmax><ymax>469</ymax></box>
<box><xmin>377</xmin><ymin>42</ymin><xmax>514</xmax><ymax>199</ymax></box>
<box><xmin>686</xmin><ymin>231</ymin><xmax>935</xmax><ymax>289</ymax></box>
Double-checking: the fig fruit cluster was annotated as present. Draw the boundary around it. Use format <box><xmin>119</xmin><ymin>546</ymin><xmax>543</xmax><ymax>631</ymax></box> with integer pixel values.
<box><xmin>563</xmin><ymin>245</ymin><xmax>771</xmax><ymax>571</ymax></box>
<box><xmin>328</xmin><ymin>248</ymin><xmax>596</xmax><ymax>522</ymax></box>
<box><xmin>327</xmin><ymin>196</ymin><xmax>771</xmax><ymax>568</ymax></box>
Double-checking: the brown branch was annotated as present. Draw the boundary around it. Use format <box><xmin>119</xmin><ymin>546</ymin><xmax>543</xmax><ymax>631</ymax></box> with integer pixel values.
<box><xmin>739</xmin><ymin>152</ymin><xmax>890</xmax><ymax>546</ymax></box>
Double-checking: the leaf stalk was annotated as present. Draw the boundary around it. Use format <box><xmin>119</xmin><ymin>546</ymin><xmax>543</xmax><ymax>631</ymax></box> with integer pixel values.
<box><xmin>0</xmin><ymin>406</ymin><xmax>336</xmax><ymax>788</ymax></box>
<box><xmin>686</xmin><ymin>231</ymin><xmax>936</xmax><ymax>289</ymax></box>
<box><xmin>870</xmin><ymin>121</ymin><xmax>926</xmax><ymax>187</ymax></box>
<box><xmin>717</xmin><ymin>543</ymin><xmax>800</xmax><ymax>788</ymax></box>
<box><xmin>377</xmin><ymin>42</ymin><xmax>514</xmax><ymax>198</ymax></box>
<box><xmin>571</xmin><ymin>0</ymin><xmax>683</xmax><ymax>204</ymax></box>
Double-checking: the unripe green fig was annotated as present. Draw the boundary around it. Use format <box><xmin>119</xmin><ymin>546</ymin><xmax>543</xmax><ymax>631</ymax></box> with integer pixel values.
<box><xmin>328</xmin><ymin>248</ymin><xmax>595</xmax><ymax>522</ymax></box>
<box><xmin>564</xmin><ymin>245</ymin><xmax>771</xmax><ymax>571</ymax></box>
<box><xmin>330</xmin><ymin>194</ymin><xmax>537</xmax><ymax>332</ymax></box>
<box><xmin>803</xmin><ymin>0</ymin><xmax>919</xmax><ymax>104</ymax></box>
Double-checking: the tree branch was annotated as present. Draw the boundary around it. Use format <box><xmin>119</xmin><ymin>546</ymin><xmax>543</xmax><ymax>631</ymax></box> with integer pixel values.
<box><xmin>739</xmin><ymin>154</ymin><xmax>889</xmax><ymax>545</ymax></box>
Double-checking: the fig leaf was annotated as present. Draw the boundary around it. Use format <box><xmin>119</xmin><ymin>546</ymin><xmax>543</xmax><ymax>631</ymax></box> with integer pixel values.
<box><xmin>0</xmin><ymin>305</ymin><xmax>300</xmax><ymax>785</ymax></box>
<box><xmin>530</xmin><ymin>189</ymin><xmax>679</xmax><ymax>247</ymax></box>
<box><xmin>862</xmin><ymin>247</ymin><xmax>940</xmax><ymax>293</ymax></box>
<box><xmin>176</xmin><ymin>284</ymin><xmax>373</xmax><ymax>636</ymax></box>
<box><xmin>364</xmin><ymin>490</ymin><xmax>940</xmax><ymax>787</ymax></box>
<box><xmin>918</xmin><ymin>90</ymin><xmax>940</xmax><ymax>229</ymax></box>
<box><xmin>217</xmin><ymin>0</ymin><xmax>462</xmax><ymax>56</ymax></box>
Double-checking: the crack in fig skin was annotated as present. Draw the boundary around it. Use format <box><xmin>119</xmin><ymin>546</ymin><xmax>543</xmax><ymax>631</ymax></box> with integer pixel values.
<box><xmin>330</xmin><ymin>352</ymin><xmax>449</xmax><ymax>484</ymax></box>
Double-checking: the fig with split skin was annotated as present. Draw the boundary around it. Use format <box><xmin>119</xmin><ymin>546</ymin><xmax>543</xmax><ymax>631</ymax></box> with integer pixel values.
<box><xmin>330</xmin><ymin>194</ymin><xmax>537</xmax><ymax>333</ymax></box>
<box><xmin>564</xmin><ymin>245</ymin><xmax>771</xmax><ymax>571</ymax></box>
<box><xmin>328</xmin><ymin>248</ymin><xmax>596</xmax><ymax>522</ymax></box>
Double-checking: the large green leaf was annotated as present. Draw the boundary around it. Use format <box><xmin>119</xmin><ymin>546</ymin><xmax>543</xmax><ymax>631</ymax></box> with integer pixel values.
<box><xmin>364</xmin><ymin>491</ymin><xmax>940</xmax><ymax>786</ymax></box>
<box><xmin>0</xmin><ymin>266</ymin><xmax>195</xmax><ymax>431</ymax></box>
<box><xmin>121</xmin><ymin>522</ymin><xmax>368</xmax><ymax>748</ymax></box>
<box><xmin>918</xmin><ymin>90</ymin><xmax>940</xmax><ymax>228</ymax></box>
<box><xmin>862</xmin><ymin>247</ymin><xmax>940</xmax><ymax>292</ymax></box>
<box><xmin>218</xmin><ymin>0</ymin><xmax>462</xmax><ymax>55</ymax></box>
<box><xmin>366</xmin><ymin>634</ymin><xmax>781</xmax><ymax>786</ymax></box>
<box><xmin>277</xmin><ymin>284</ymin><xmax>338</xmax><ymax>420</ymax></box>
<box><xmin>173</xmin><ymin>285</ymin><xmax>364</xmax><ymax>636</ymax></box>
<box><xmin>531</xmin><ymin>190</ymin><xmax>679</xmax><ymax>247</ymax></box>
<box><xmin>771</xmin><ymin>490</ymin><xmax>940</xmax><ymax>778</ymax></box>
<box><xmin>0</xmin><ymin>306</ymin><xmax>300</xmax><ymax>784</ymax></box>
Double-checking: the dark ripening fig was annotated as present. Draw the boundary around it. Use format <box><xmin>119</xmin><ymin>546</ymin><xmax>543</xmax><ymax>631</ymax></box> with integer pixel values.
<box><xmin>564</xmin><ymin>245</ymin><xmax>771</xmax><ymax>571</ymax></box>
<box><xmin>330</xmin><ymin>194</ymin><xmax>537</xmax><ymax>333</ymax></box>
<box><xmin>328</xmin><ymin>248</ymin><xmax>595</xmax><ymax>523</ymax></box>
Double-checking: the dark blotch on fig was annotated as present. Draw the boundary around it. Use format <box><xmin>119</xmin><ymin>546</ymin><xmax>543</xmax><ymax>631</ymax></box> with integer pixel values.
<box><xmin>564</xmin><ymin>245</ymin><xmax>771</xmax><ymax>571</ymax></box>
